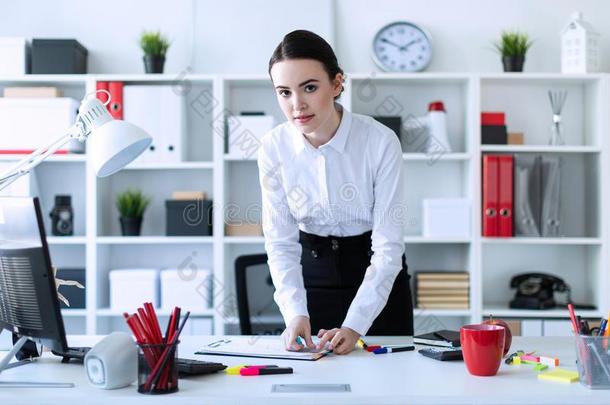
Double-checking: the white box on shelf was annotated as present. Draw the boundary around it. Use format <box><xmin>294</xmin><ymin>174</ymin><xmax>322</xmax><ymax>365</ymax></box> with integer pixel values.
<box><xmin>0</xmin><ymin>98</ymin><xmax>79</xmax><ymax>152</ymax></box>
<box><xmin>227</xmin><ymin>115</ymin><xmax>275</xmax><ymax>159</ymax></box>
<box><xmin>0</xmin><ymin>38</ymin><xmax>30</xmax><ymax>75</ymax></box>
<box><xmin>422</xmin><ymin>198</ymin><xmax>471</xmax><ymax>238</ymax></box>
<box><xmin>521</xmin><ymin>320</ymin><xmax>543</xmax><ymax>337</ymax></box>
<box><xmin>123</xmin><ymin>85</ymin><xmax>186</xmax><ymax>164</ymax></box>
<box><xmin>160</xmin><ymin>268</ymin><xmax>213</xmax><ymax>311</ymax></box>
<box><xmin>109</xmin><ymin>269</ymin><xmax>159</xmax><ymax>310</ymax></box>
<box><xmin>186</xmin><ymin>318</ymin><xmax>213</xmax><ymax>335</ymax></box>
<box><xmin>543</xmin><ymin>320</ymin><xmax>573</xmax><ymax>336</ymax></box>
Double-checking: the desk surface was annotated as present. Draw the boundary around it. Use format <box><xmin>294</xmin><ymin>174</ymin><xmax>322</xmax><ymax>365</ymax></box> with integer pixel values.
<box><xmin>0</xmin><ymin>335</ymin><xmax>608</xmax><ymax>405</ymax></box>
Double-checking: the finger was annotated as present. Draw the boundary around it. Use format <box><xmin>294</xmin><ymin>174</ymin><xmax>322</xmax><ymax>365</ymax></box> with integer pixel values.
<box><xmin>330</xmin><ymin>331</ymin><xmax>345</xmax><ymax>351</ymax></box>
<box><xmin>317</xmin><ymin>329</ymin><xmax>327</xmax><ymax>338</ymax></box>
<box><xmin>288</xmin><ymin>329</ymin><xmax>304</xmax><ymax>351</ymax></box>
<box><xmin>304</xmin><ymin>331</ymin><xmax>316</xmax><ymax>349</ymax></box>
<box><xmin>317</xmin><ymin>329</ymin><xmax>337</xmax><ymax>350</ymax></box>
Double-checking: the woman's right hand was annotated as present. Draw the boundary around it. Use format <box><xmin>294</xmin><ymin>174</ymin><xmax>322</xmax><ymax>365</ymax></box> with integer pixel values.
<box><xmin>282</xmin><ymin>315</ymin><xmax>315</xmax><ymax>351</ymax></box>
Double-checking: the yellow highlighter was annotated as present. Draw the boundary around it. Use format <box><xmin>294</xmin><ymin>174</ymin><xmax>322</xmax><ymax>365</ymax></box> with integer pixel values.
<box><xmin>226</xmin><ymin>365</ymin><xmax>279</xmax><ymax>375</ymax></box>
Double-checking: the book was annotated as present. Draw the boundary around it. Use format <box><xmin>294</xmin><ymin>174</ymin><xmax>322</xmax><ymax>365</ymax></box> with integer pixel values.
<box><xmin>417</xmin><ymin>281</ymin><xmax>470</xmax><ymax>289</ymax></box>
<box><xmin>417</xmin><ymin>296</ymin><xmax>469</xmax><ymax>303</ymax></box>
<box><xmin>417</xmin><ymin>289</ymin><xmax>469</xmax><ymax>297</ymax></box>
<box><xmin>414</xmin><ymin>330</ymin><xmax>461</xmax><ymax>348</ymax></box>
<box><xmin>195</xmin><ymin>336</ymin><xmax>329</xmax><ymax>361</ymax></box>
<box><xmin>417</xmin><ymin>302</ymin><xmax>469</xmax><ymax>309</ymax></box>
<box><xmin>416</xmin><ymin>273</ymin><xmax>469</xmax><ymax>280</ymax></box>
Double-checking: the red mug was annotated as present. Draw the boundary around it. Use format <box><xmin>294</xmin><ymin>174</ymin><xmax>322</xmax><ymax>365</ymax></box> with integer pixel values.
<box><xmin>460</xmin><ymin>324</ymin><xmax>505</xmax><ymax>376</ymax></box>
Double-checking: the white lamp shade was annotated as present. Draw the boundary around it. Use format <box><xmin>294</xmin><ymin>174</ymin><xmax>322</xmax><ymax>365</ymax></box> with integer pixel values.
<box><xmin>88</xmin><ymin>120</ymin><xmax>152</xmax><ymax>177</ymax></box>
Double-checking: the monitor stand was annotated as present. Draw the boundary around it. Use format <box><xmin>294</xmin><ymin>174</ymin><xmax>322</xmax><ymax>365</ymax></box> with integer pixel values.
<box><xmin>0</xmin><ymin>336</ymin><xmax>74</xmax><ymax>388</ymax></box>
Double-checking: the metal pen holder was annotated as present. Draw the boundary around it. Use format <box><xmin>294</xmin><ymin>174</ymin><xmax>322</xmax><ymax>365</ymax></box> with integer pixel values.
<box><xmin>574</xmin><ymin>334</ymin><xmax>610</xmax><ymax>389</ymax></box>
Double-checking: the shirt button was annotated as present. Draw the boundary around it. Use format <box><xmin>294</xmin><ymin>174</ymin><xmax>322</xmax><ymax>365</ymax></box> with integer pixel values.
<box><xmin>331</xmin><ymin>239</ymin><xmax>339</xmax><ymax>251</ymax></box>
<box><xmin>310</xmin><ymin>249</ymin><xmax>319</xmax><ymax>259</ymax></box>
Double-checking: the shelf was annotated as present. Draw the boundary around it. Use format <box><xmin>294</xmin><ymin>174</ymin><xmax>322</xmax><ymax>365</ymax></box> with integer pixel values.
<box><xmin>404</xmin><ymin>236</ymin><xmax>471</xmax><ymax>244</ymax></box>
<box><xmin>124</xmin><ymin>161</ymin><xmax>214</xmax><ymax>170</ymax></box>
<box><xmin>224</xmin><ymin>236</ymin><xmax>265</xmax><ymax>244</ymax></box>
<box><xmin>97</xmin><ymin>308</ymin><xmax>215</xmax><ymax>317</ymax></box>
<box><xmin>0</xmin><ymin>74</ymin><xmax>88</xmax><ymax>84</ymax></box>
<box><xmin>97</xmin><ymin>236</ymin><xmax>213</xmax><ymax>245</ymax></box>
<box><xmin>479</xmin><ymin>72</ymin><xmax>603</xmax><ymax>83</ymax></box>
<box><xmin>480</xmin><ymin>145</ymin><xmax>601</xmax><ymax>153</ymax></box>
<box><xmin>61</xmin><ymin>309</ymin><xmax>87</xmax><ymax>317</ymax></box>
<box><xmin>483</xmin><ymin>306</ymin><xmax>602</xmax><ymax>319</ymax></box>
<box><xmin>402</xmin><ymin>153</ymin><xmax>470</xmax><ymax>161</ymax></box>
<box><xmin>224</xmin><ymin>314</ymin><xmax>282</xmax><ymax>325</ymax></box>
<box><xmin>46</xmin><ymin>236</ymin><xmax>87</xmax><ymax>245</ymax></box>
<box><xmin>414</xmin><ymin>308</ymin><xmax>472</xmax><ymax>317</ymax></box>
<box><xmin>0</xmin><ymin>153</ymin><xmax>87</xmax><ymax>162</ymax></box>
<box><xmin>481</xmin><ymin>237</ymin><xmax>602</xmax><ymax>246</ymax></box>
<box><xmin>93</xmin><ymin>73</ymin><xmax>215</xmax><ymax>83</ymax></box>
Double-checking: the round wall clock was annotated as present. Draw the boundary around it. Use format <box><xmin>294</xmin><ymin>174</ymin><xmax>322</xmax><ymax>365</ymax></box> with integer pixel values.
<box><xmin>372</xmin><ymin>21</ymin><xmax>433</xmax><ymax>72</ymax></box>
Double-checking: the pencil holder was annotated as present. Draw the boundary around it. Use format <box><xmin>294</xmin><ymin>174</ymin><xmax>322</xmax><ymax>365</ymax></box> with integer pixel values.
<box><xmin>137</xmin><ymin>341</ymin><xmax>179</xmax><ymax>394</ymax></box>
<box><xmin>574</xmin><ymin>334</ymin><xmax>610</xmax><ymax>389</ymax></box>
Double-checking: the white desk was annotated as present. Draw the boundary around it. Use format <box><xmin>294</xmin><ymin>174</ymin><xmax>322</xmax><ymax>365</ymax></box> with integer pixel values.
<box><xmin>0</xmin><ymin>335</ymin><xmax>608</xmax><ymax>404</ymax></box>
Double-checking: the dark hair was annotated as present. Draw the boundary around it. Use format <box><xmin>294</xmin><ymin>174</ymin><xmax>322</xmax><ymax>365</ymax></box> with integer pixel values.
<box><xmin>268</xmin><ymin>30</ymin><xmax>345</xmax><ymax>100</ymax></box>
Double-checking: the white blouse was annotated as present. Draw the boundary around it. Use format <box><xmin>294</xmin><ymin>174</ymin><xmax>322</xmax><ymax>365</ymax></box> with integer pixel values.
<box><xmin>257</xmin><ymin>104</ymin><xmax>406</xmax><ymax>335</ymax></box>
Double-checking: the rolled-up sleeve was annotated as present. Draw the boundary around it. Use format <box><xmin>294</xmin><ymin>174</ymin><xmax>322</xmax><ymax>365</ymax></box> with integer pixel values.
<box><xmin>342</xmin><ymin>132</ymin><xmax>405</xmax><ymax>336</ymax></box>
<box><xmin>257</xmin><ymin>138</ymin><xmax>309</xmax><ymax>326</ymax></box>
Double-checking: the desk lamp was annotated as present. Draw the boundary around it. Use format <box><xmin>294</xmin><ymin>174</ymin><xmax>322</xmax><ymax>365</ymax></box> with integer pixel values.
<box><xmin>0</xmin><ymin>90</ymin><xmax>152</xmax><ymax>191</ymax></box>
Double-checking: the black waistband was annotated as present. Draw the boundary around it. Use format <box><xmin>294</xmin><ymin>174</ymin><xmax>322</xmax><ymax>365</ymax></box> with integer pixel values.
<box><xmin>299</xmin><ymin>230</ymin><xmax>372</xmax><ymax>248</ymax></box>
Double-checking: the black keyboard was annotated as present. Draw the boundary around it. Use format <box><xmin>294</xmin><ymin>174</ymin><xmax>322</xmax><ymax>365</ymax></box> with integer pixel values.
<box><xmin>177</xmin><ymin>358</ymin><xmax>226</xmax><ymax>376</ymax></box>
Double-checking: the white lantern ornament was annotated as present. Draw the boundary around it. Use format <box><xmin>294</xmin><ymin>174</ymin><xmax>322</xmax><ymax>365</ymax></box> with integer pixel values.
<box><xmin>561</xmin><ymin>12</ymin><xmax>600</xmax><ymax>73</ymax></box>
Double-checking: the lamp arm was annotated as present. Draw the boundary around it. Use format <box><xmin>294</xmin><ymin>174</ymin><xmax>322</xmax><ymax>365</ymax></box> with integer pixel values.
<box><xmin>0</xmin><ymin>124</ymin><xmax>81</xmax><ymax>192</ymax></box>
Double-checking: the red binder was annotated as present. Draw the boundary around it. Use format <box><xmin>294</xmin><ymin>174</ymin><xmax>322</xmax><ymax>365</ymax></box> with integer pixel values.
<box><xmin>481</xmin><ymin>112</ymin><xmax>505</xmax><ymax>126</ymax></box>
<box><xmin>107</xmin><ymin>81</ymin><xmax>124</xmax><ymax>120</ymax></box>
<box><xmin>96</xmin><ymin>81</ymin><xmax>109</xmax><ymax>104</ymax></box>
<box><xmin>498</xmin><ymin>155</ymin><xmax>514</xmax><ymax>237</ymax></box>
<box><xmin>482</xmin><ymin>155</ymin><xmax>499</xmax><ymax>237</ymax></box>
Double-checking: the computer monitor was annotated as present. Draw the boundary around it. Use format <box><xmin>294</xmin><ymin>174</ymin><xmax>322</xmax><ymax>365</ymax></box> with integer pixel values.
<box><xmin>0</xmin><ymin>196</ymin><xmax>72</xmax><ymax>386</ymax></box>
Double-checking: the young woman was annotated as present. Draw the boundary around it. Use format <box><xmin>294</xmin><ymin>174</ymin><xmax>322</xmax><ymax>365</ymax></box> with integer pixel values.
<box><xmin>257</xmin><ymin>30</ymin><xmax>413</xmax><ymax>355</ymax></box>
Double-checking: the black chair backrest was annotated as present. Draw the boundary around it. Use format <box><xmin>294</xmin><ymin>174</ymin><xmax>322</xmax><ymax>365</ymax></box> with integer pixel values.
<box><xmin>234</xmin><ymin>253</ymin><xmax>283</xmax><ymax>335</ymax></box>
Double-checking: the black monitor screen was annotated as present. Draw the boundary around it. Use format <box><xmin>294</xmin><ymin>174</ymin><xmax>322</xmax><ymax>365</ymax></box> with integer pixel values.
<box><xmin>0</xmin><ymin>197</ymin><xmax>67</xmax><ymax>352</ymax></box>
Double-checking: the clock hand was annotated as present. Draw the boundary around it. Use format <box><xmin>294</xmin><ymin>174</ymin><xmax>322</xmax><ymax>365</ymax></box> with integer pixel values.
<box><xmin>380</xmin><ymin>38</ymin><xmax>403</xmax><ymax>48</ymax></box>
<box><xmin>399</xmin><ymin>38</ymin><xmax>423</xmax><ymax>51</ymax></box>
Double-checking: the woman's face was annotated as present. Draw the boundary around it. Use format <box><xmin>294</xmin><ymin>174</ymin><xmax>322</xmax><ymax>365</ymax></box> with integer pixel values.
<box><xmin>270</xmin><ymin>59</ymin><xmax>343</xmax><ymax>135</ymax></box>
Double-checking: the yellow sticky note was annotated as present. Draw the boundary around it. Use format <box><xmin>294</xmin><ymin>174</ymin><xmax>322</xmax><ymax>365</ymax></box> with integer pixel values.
<box><xmin>537</xmin><ymin>368</ymin><xmax>579</xmax><ymax>383</ymax></box>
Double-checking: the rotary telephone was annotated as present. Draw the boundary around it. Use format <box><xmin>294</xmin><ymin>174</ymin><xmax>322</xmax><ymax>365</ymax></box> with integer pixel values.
<box><xmin>509</xmin><ymin>272</ymin><xmax>569</xmax><ymax>310</ymax></box>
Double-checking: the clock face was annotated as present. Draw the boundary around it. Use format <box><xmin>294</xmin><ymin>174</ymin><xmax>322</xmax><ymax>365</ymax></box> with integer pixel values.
<box><xmin>372</xmin><ymin>22</ymin><xmax>432</xmax><ymax>72</ymax></box>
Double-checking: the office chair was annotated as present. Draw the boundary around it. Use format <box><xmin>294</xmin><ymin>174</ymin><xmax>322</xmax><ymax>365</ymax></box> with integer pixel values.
<box><xmin>234</xmin><ymin>253</ymin><xmax>283</xmax><ymax>335</ymax></box>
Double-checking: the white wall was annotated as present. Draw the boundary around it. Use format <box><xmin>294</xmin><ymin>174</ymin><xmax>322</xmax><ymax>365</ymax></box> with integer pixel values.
<box><xmin>1</xmin><ymin>0</ymin><xmax>609</xmax><ymax>74</ymax></box>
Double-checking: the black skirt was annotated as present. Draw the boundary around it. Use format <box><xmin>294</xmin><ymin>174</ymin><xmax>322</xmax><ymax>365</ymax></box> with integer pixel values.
<box><xmin>299</xmin><ymin>230</ymin><xmax>413</xmax><ymax>336</ymax></box>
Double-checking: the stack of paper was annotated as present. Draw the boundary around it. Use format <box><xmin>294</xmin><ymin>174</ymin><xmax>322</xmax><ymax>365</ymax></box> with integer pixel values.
<box><xmin>196</xmin><ymin>336</ymin><xmax>329</xmax><ymax>361</ymax></box>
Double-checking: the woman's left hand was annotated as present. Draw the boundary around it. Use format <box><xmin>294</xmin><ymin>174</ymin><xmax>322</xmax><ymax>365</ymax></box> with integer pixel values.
<box><xmin>316</xmin><ymin>327</ymin><xmax>361</xmax><ymax>355</ymax></box>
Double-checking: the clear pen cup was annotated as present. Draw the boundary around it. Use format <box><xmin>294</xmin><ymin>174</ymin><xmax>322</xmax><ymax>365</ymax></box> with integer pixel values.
<box><xmin>574</xmin><ymin>334</ymin><xmax>610</xmax><ymax>389</ymax></box>
<box><xmin>137</xmin><ymin>341</ymin><xmax>179</xmax><ymax>394</ymax></box>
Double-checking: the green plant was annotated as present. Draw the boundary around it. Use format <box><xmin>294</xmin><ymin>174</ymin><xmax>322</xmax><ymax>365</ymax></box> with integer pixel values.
<box><xmin>116</xmin><ymin>189</ymin><xmax>151</xmax><ymax>218</ymax></box>
<box><xmin>139</xmin><ymin>30</ymin><xmax>170</xmax><ymax>57</ymax></box>
<box><xmin>493</xmin><ymin>31</ymin><xmax>533</xmax><ymax>57</ymax></box>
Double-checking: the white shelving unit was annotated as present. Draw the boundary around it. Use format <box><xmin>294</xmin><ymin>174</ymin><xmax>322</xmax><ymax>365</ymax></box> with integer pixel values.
<box><xmin>1</xmin><ymin>72</ymin><xmax>607</xmax><ymax>336</ymax></box>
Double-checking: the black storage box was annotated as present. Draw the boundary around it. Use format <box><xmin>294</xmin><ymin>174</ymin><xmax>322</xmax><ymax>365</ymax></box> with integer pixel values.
<box><xmin>373</xmin><ymin>116</ymin><xmax>402</xmax><ymax>139</ymax></box>
<box><xmin>31</xmin><ymin>39</ymin><xmax>88</xmax><ymax>74</ymax></box>
<box><xmin>166</xmin><ymin>199</ymin><xmax>213</xmax><ymax>236</ymax></box>
<box><xmin>482</xmin><ymin>125</ymin><xmax>507</xmax><ymax>145</ymax></box>
<box><xmin>55</xmin><ymin>268</ymin><xmax>86</xmax><ymax>309</ymax></box>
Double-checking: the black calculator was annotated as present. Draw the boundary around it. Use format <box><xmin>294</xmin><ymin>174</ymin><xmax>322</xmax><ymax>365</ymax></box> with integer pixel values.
<box><xmin>418</xmin><ymin>347</ymin><xmax>463</xmax><ymax>361</ymax></box>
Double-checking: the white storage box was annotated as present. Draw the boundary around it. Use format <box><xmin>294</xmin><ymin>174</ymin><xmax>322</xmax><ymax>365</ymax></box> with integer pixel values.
<box><xmin>227</xmin><ymin>115</ymin><xmax>275</xmax><ymax>159</ymax></box>
<box><xmin>109</xmin><ymin>269</ymin><xmax>159</xmax><ymax>311</ymax></box>
<box><xmin>0</xmin><ymin>97</ymin><xmax>79</xmax><ymax>153</ymax></box>
<box><xmin>422</xmin><ymin>198</ymin><xmax>471</xmax><ymax>238</ymax></box>
<box><xmin>0</xmin><ymin>38</ymin><xmax>30</xmax><ymax>75</ymax></box>
<box><xmin>160</xmin><ymin>268</ymin><xmax>212</xmax><ymax>311</ymax></box>
<box><xmin>123</xmin><ymin>85</ymin><xmax>186</xmax><ymax>164</ymax></box>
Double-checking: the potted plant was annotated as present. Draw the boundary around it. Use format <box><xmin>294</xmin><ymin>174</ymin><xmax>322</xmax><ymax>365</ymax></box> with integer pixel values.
<box><xmin>116</xmin><ymin>189</ymin><xmax>151</xmax><ymax>236</ymax></box>
<box><xmin>493</xmin><ymin>31</ymin><xmax>533</xmax><ymax>72</ymax></box>
<box><xmin>139</xmin><ymin>30</ymin><xmax>170</xmax><ymax>74</ymax></box>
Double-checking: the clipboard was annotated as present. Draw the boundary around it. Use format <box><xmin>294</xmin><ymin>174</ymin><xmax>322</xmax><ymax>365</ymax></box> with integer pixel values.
<box><xmin>195</xmin><ymin>336</ymin><xmax>330</xmax><ymax>361</ymax></box>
